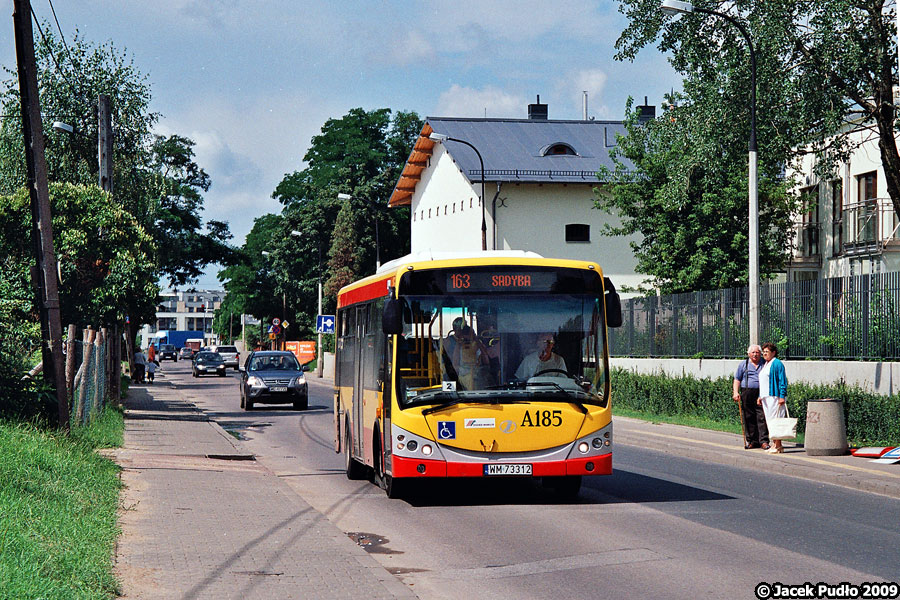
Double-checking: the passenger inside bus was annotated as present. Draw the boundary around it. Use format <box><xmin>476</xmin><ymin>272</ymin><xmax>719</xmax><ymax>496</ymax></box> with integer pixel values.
<box><xmin>450</xmin><ymin>325</ymin><xmax>493</xmax><ymax>390</ymax></box>
<box><xmin>515</xmin><ymin>332</ymin><xmax>568</xmax><ymax>380</ymax></box>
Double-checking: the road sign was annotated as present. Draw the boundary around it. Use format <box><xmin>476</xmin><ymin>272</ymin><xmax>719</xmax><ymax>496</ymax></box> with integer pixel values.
<box><xmin>272</xmin><ymin>318</ymin><xmax>281</xmax><ymax>326</ymax></box>
<box><xmin>281</xmin><ymin>320</ymin><xmax>290</xmax><ymax>329</ymax></box>
<box><xmin>268</xmin><ymin>333</ymin><xmax>277</xmax><ymax>340</ymax></box>
<box><xmin>267</xmin><ymin>324</ymin><xmax>282</xmax><ymax>335</ymax></box>
<box><xmin>316</xmin><ymin>315</ymin><xmax>335</xmax><ymax>334</ymax></box>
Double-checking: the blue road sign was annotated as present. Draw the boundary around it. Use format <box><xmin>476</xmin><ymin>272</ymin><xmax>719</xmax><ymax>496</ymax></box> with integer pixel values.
<box><xmin>316</xmin><ymin>314</ymin><xmax>335</xmax><ymax>334</ymax></box>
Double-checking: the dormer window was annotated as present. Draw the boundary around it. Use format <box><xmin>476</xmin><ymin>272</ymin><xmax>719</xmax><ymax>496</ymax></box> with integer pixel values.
<box><xmin>540</xmin><ymin>142</ymin><xmax>578</xmax><ymax>156</ymax></box>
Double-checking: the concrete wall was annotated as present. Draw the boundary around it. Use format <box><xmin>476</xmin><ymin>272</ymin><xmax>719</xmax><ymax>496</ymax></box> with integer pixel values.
<box><xmin>611</xmin><ymin>357</ymin><xmax>900</xmax><ymax>396</ymax></box>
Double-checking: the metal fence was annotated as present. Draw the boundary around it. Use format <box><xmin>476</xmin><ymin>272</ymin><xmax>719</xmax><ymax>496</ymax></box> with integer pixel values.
<box><xmin>68</xmin><ymin>326</ymin><xmax>118</xmax><ymax>425</ymax></box>
<box><xmin>608</xmin><ymin>271</ymin><xmax>900</xmax><ymax>360</ymax></box>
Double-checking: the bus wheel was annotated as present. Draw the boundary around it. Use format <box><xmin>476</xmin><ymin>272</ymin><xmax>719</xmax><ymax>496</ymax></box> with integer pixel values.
<box><xmin>374</xmin><ymin>433</ymin><xmax>405</xmax><ymax>499</ymax></box>
<box><xmin>344</xmin><ymin>422</ymin><xmax>367</xmax><ymax>480</ymax></box>
<box><xmin>544</xmin><ymin>476</ymin><xmax>582</xmax><ymax>500</ymax></box>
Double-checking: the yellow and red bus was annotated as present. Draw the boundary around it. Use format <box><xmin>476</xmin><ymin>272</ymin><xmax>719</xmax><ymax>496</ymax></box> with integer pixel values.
<box><xmin>333</xmin><ymin>251</ymin><xmax>622</xmax><ymax>498</ymax></box>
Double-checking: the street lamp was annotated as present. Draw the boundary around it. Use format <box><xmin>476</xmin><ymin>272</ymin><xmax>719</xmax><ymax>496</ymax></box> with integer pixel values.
<box><xmin>661</xmin><ymin>0</ymin><xmax>759</xmax><ymax>345</ymax></box>
<box><xmin>290</xmin><ymin>229</ymin><xmax>325</xmax><ymax>378</ymax></box>
<box><xmin>337</xmin><ymin>192</ymin><xmax>380</xmax><ymax>268</ymax></box>
<box><xmin>428</xmin><ymin>132</ymin><xmax>488</xmax><ymax>251</ymax></box>
<box><xmin>52</xmin><ymin>121</ymin><xmax>74</xmax><ymax>134</ymax></box>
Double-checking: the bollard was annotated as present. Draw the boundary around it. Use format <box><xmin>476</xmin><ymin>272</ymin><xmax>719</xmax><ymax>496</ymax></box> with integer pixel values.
<box><xmin>804</xmin><ymin>398</ymin><xmax>849</xmax><ymax>456</ymax></box>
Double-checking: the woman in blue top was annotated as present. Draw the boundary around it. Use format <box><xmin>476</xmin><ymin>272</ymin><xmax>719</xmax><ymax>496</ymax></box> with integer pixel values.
<box><xmin>758</xmin><ymin>342</ymin><xmax>788</xmax><ymax>453</ymax></box>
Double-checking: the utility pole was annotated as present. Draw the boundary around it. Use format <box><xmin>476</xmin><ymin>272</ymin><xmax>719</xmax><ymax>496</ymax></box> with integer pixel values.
<box><xmin>13</xmin><ymin>0</ymin><xmax>70</xmax><ymax>430</ymax></box>
<box><xmin>98</xmin><ymin>94</ymin><xmax>120</xmax><ymax>403</ymax></box>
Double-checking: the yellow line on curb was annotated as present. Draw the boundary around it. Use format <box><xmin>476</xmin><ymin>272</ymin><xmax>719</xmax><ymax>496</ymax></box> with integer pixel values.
<box><xmin>620</xmin><ymin>428</ymin><xmax>900</xmax><ymax>481</ymax></box>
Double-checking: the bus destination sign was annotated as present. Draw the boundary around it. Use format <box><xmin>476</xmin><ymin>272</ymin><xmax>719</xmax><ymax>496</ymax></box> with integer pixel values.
<box><xmin>447</xmin><ymin>271</ymin><xmax>557</xmax><ymax>292</ymax></box>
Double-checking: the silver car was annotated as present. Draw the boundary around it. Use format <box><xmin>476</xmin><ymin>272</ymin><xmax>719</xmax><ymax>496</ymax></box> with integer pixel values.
<box><xmin>213</xmin><ymin>345</ymin><xmax>240</xmax><ymax>370</ymax></box>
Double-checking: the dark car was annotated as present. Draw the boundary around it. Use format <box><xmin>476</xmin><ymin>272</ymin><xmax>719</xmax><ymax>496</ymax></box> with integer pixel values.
<box><xmin>239</xmin><ymin>350</ymin><xmax>308</xmax><ymax>410</ymax></box>
<box><xmin>179</xmin><ymin>346</ymin><xmax>195</xmax><ymax>360</ymax></box>
<box><xmin>159</xmin><ymin>344</ymin><xmax>178</xmax><ymax>361</ymax></box>
<box><xmin>192</xmin><ymin>351</ymin><xmax>226</xmax><ymax>377</ymax></box>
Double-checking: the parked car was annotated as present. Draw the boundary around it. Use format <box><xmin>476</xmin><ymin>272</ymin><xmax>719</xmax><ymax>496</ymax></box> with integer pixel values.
<box><xmin>213</xmin><ymin>345</ymin><xmax>240</xmax><ymax>370</ymax></box>
<box><xmin>192</xmin><ymin>351</ymin><xmax>226</xmax><ymax>377</ymax></box>
<box><xmin>158</xmin><ymin>344</ymin><xmax>178</xmax><ymax>361</ymax></box>
<box><xmin>239</xmin><ymin>350</ymin><xmax>308</xmax><ymax>410</ymax></box>
<box><xmin>179</xmin><ymin>346</ymin><xmax>195</xmax><ymax>360</ymax></box>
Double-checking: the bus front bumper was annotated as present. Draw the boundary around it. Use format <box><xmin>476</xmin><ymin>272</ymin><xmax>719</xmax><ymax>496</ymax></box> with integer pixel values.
<box><xmin>390</xmin><ymin>453</ymin><xmax>611</xmax><ymax>478</ymax></box>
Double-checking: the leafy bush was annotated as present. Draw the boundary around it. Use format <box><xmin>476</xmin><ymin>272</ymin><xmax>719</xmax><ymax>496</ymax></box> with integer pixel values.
<box><xmin>611</xmin><ymin>368</ymin><xmax>900</xmax><ymax>446</ymax></box>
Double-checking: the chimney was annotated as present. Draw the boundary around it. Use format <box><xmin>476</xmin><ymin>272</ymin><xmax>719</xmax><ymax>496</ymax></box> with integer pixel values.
<box><xmin>637</xmin><ymin>96</ymin><xmax>656</xmax><ymax>123</ymax></box>
<box><xmin>582</xmin><ymin>91</ymin><xmax>588</xmax><ymax>120</ymax></box>
<box><xmin>528</xmin><ymin>94</ymin><xmax>548</xmax><ymax>120</ymax></box>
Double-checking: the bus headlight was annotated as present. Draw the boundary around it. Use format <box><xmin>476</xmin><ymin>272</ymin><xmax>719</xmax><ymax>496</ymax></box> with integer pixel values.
<box><xmin>578</xmin><ymin>442</ymin><xmax>590</xmax><ymax>454</ymax></box>
<box><xmin>592</xmin><ymin>438</ymin><xmax>603</xmax><ymax>449</ymax></box>
<box><xmin>422</xmin><ymin>444</ymin><xmax>433</xmax><ymax>456</ymax></box>
<box><xmin>406</xmin><ymin>440</ymin><xmax>418</xmax><ymax>451</ymax></box>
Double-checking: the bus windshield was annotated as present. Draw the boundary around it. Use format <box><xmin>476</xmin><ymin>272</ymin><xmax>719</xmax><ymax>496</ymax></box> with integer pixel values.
<box><xmin>395</xmin><ymin>293</ymin><xmax>607</xmax><ymax>408</ymax></box>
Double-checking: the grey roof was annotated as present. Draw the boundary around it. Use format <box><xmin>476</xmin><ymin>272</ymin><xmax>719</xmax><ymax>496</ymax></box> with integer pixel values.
<box><xmin>426</xmin><ymin>117</ymin><xmax>629</xmax><ymax>184</ymax></box>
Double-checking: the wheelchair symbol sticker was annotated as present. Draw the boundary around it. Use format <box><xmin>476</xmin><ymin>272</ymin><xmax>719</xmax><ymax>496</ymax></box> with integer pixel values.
<box><xmin>437</xmin><ymin>421</ymin><xmax>456</xmax><ymax>440</ymax></box>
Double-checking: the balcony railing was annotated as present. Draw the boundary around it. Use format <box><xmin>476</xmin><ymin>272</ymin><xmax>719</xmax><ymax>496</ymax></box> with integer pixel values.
<box><xmin>842</xmin><ymin>198</ymin><xmax>899</xmax><ymax>256</ymax></box>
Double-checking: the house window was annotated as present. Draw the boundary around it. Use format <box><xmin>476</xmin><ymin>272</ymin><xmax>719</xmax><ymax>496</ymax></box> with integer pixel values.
<box><xmin>798</xmin><ymin>185</ymin><xmax>819</xmax><ymax>257</ymax></box>
<box><xmin>565</xmin><ymin>223</ymin><xmax>590</xmax><ymax>242</ymax></box>
<box><xmin>540</xmin><ymin>142</ymin><xmax>578</xmax><ymax>156</ymax></box>
<box><xmin>855</xmin><ymin>171</ymin><xmax>877</xmax><ymax>243</ymax></box>
<box><xmin>831</xmin><ymin>179</ymin><xmax>843</xmax><ymax>256</ymax></box>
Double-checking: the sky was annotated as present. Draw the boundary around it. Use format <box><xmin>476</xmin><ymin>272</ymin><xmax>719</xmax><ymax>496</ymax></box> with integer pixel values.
<box><xmin>2</xmin><ymin>0</ymin><xmax>683</xmax><ymax>289</ymax></box>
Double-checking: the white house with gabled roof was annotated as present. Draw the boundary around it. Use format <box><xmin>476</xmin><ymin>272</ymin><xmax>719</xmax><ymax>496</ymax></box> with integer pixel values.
<box><xmin>388</xmin><ymin>99</ymin><xmax>652</xmax><ymax>292</ymax></box>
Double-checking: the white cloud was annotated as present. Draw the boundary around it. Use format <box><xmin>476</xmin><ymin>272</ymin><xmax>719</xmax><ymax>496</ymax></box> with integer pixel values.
<box><xmin>387</xmin><ymin>31</ymin><xmax>436</xmax><ymax>66</ymax></box>
<box><xmin>434</xmin><ymin>85</ymin><xmax>525</xmax><ymax>118</ymax></box>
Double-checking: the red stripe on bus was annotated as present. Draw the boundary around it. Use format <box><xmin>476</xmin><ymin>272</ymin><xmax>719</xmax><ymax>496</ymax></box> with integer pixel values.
<box><xmin>337</xmin><ymin>277</ymin><xmax>393</xmax><ymax>308</ymax></box>
<box><xmin>390</xmin><ymin>454</ymin><xmax>611</xmax><ymax>478</ymax></box>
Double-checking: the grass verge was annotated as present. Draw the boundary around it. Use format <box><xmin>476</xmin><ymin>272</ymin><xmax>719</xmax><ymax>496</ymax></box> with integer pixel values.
<box><xmin>0</xmin><ymin>406</ymin><xmax>124</xmax><ymax>599</ymax></box>
<box><xmin>612</xmin><ymin>405</ymin><xmax>806</xmax><ymax>445</ymax></box>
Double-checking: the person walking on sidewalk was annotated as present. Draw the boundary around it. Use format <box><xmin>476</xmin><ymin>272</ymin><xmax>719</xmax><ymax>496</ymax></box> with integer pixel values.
<box><xmin>732</xmin><ymin>344</ymin><xmax>769</xmax><ymax>450</ymax></box>
<box><xmin>759</xmin><ymin>342</ymin><xmax>788</xmax><ymax>454</ymax></box>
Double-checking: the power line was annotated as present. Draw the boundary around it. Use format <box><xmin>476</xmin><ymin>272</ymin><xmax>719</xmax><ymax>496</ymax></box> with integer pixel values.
<box><xmin>47</xmin><ymin>0</ymin><xmax>77</xmax><ymax>72</ymax></box>
<box><xmin>27</xmin><ymin>3</ymin><xmax>84</xmax><ymax>117</ymax></box>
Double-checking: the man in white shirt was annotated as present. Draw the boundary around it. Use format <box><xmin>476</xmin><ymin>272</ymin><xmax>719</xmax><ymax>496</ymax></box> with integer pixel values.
<box><xmin>515</xmin><ymin>332</ymin><xmax>567</xmax><ymax>380</ymax></box>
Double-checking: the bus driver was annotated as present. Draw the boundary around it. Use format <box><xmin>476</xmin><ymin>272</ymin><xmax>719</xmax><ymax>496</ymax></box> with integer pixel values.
<box><xmin>515</xmin><ymin>332</ymin><xmax>567</xmax><ymax>380</ymax></box>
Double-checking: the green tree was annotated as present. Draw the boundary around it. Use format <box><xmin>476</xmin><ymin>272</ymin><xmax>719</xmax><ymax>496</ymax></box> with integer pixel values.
<box><xmin>0</xmin><ymin>183</ymin><xmax>158</xmax><ymax>330</ymax></box>
<box><xmin>146</xmin><ymin>134</ymin><xmax>235</xmax><ymax>287</ymax></box>
<box><xmin>214</xmin><ymin>214</ymin><xmax>283</xmax><ymax>344</ymax></box>
<box><xmin>607</xmin><ymin>0</ymin><xmax>900</xmax><ymax>290</ymax></box>
<box><xmin>598</xmin><ymin>98</ymin><xmax>795</xmax><ymax>293</ymax></box>
<box><xmin>266</xmin><ymin>108</ymin><xmax>421</xmax><ymax>326</ymax></box>
<box><xmin>324</xmin><ymin>201</ymin><xmax>361</xmax><ymax>298</ymax></box>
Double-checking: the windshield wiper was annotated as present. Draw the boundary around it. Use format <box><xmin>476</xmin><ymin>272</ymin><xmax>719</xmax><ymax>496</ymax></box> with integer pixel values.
<box><xmin>519</xmin><ymin>381</ymin><xmax>602</xmax><ymax>413</ymax></box>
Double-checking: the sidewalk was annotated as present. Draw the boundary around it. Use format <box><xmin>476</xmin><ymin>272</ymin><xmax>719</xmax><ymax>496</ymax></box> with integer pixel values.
<box><xmin>614</xmin><ymin>416</ymin><xmax>900</xmax><ymax>499</ymax></box>
<box><xmin>113</xmin><ymin>378</ymin><xmax>416</xmax><ymax>600</ymax></box>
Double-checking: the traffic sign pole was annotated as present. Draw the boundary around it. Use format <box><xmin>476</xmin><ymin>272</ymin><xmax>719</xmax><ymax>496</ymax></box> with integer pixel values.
<box><xmin>316</xmin><ymin>281</ymin><xmax>323</xmax><ymax>378</ymax></box>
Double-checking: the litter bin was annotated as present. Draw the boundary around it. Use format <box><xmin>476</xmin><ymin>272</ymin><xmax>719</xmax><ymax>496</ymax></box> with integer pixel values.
<box><xmin>804</xmin><ymin>398</ymin><xmax>848</xmax><ymax>456</ymax></box>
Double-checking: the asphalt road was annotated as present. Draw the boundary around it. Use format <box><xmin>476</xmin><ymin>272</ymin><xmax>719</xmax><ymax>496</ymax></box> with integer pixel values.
<box><xmin>163</xmin><ymin>360</ymin><xmax>900</xmax><ymax>600</ymax></box>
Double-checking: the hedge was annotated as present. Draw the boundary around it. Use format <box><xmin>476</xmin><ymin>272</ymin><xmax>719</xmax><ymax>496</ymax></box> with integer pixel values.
<box><xmin>610</xmin><ymin>368</ymin><xmax>900</xmax><ymax>447</ymax></box>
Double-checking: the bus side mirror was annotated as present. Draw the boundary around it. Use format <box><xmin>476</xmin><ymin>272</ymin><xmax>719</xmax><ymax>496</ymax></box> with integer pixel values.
<box><xmin>383</xmin><ymin>298</ymin><xmax>403</xmax><ymax>335</ymax></box>
<box><xmin>604</xmin><ymin>277</ymin><xmax>623</xmax><ymax>328</ymax></box>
